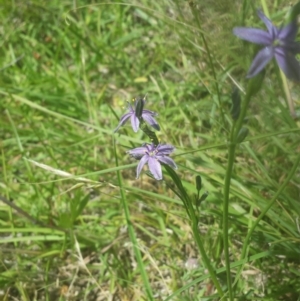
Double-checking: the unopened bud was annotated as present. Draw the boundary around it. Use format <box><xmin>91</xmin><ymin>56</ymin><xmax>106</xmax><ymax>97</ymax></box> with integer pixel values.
<box><xmin>236</xmin><ymin>127</ymin><xmax>249</xmax><ymax>143</ymax></box>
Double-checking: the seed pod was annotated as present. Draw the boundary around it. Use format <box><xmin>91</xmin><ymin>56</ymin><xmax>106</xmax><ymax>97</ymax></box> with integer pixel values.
<box><xmin>197</xmin><ymin>191</ymin><xmax>209</xmax><ymax>206</ymax></box>
<box><xmin>195</xmin><ymin>175</ymin><xmax>202</xmax><ymax>192</ymax></box>
<box><xmin>236</xmin><ymin>127</ymin><xmax>249</xmax><ymax>143</ymax></box>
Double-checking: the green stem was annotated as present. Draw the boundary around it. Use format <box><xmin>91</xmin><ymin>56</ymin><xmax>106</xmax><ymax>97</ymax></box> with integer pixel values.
<box><xmin>279</xmin><ymin>69</ymin><xmax>296</xmax><ymax>118</ymax></box>
<box><xmin>190</xmin><ymin>204</ymin><xmax>225</xmax><ymax>298</ymax></box>
<box><xmin>222</xmin><ymin>90</ymin><xmax>252</xmax><ymax>300</ymax></box>
<box><xmin>222</xmin><ymin>131</ymin><xmax>236</xmax><ymax>301</ymax></box>
<box><xmin>164</xmin><ymin>165</ymin><xmax>224</xmax><ymax>298</ymax></box>
<box><xmin>140</xmin><ymin>121</ymin><xmax>159</xmax><ymax>146</ymax></box>
<box><xmin>114</xmin><ymin>139</ymin><xmax>154</xmax><ymax>300</ymax></box>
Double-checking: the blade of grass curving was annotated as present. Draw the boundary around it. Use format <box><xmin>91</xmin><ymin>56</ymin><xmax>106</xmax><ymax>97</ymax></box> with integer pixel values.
<box><xmin>113</xmin><ymin>138</ymin><xmax>154</xmax><ymax>300</ymax></box>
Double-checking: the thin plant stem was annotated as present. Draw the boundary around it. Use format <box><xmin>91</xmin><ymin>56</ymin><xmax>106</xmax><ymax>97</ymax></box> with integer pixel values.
<box><xmin>222</xmin><ymin>129</ymin><xmax>235</xmax><ymax>301</ymax></box>
<box><xmin>222</xmin><ymin>88</ymin><xmax>253</xmax><ymax>300</ymax></box>
<box><xmin>164</xmin><ymin>165</ymin><xmax>224</xmax><ymax>298</ymax></box>
<box><xmin>279</xmin><ymin>70</ymin><xmax>295</xmax><ymax>117</ymax></box>
<box><xmin>113</xmin><ymin>139</ymin><xmax>154</xmax><ymax>301</ymax></box>
<box><xmin>189</xmin><ymin>202</ymin><xmax>224</xmax><ymax>298</ymax></box>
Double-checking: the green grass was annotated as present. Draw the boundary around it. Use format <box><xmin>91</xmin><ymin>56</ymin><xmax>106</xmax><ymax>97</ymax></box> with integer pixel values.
<box><xmin>1</xmin><ymin>0</ymin><xmax>300</xmax><ymax>300</ymax></box>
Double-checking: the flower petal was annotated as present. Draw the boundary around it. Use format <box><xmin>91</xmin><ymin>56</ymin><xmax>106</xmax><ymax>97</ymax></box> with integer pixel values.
<box><xmin>136</xmin><ymin>155</ymin><xmax>149</xmax><ymax>178</ymax></box>
<box><xmin>247</xmin><ymin>46</ymin><xmax>274</xmax><ymax>78</ymax></box>
<box><xmin>130</xmin><ymin>114</ymin><xmax>140</xmax><ymax>132</ymax></box>
<box><xmin>114</xmin><ymin>112</ymin><xmax>132</xmax><ymax>132</ymax></box>
<box><xmin>142</xmin><ymin>109</ymin><xmax>157</xmax><ymax>116</ymax></box>
<box><xmin>275</xmin><ymin>48</ymin><xmax>300</xmax><ymax>81</ymax></box>
<box><xmin>233</xmin><ymin>27</ymin><xmax>272</xmax><ymax>45</ymax></box>
<box><xmin>278</xmin><ymin>21</ymin><xmax>298</xmax><ymax>41</ymax></box>
<box><xmin>142</xmin><ymin>113</ymin><xmax>160</xmax><ymax>131</ymax></box>
<box><xmin>148</xmin><ymin>157</ymin><xmax>162</xmax><ymax>180</ymax></box>
<box><xmin>156</xmin><ymin>144</ymin><xmax>175</xmax><ymax>155</ymax></box>
<box><xmin>257</xmin><ymin>10</ymin><xmax>278</xmax><ymax>37</ymax></box>
<box><xmin>280</xmin><ymin>41</ymin><xmax>300</xmax><ymax>54</ymax></box>
<box><xmin>127</xmin><ymin>146</ymin><xmax>147</xmax><ymax>159</ymax></box>
<box><xmin>157</xmin><ymin>156</ymin><xmax>177</xmax><ymax>169</ymax></box>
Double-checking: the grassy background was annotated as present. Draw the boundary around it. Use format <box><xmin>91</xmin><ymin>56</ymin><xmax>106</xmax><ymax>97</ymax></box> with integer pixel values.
<box><xmin>1</xmin><ymin>0</ymin><xmax>300</xmax><ymax>300</ymax></box>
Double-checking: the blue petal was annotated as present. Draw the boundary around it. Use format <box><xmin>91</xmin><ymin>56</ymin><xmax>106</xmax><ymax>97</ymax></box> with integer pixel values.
<box><xmin>157</xmin><ymin>156</ymin><xmax>177</xmax><ymax>169</ymax></box>
<box><xmin>142</xmin><ymin>109</ymin><xmax>157</xmax><ymax>116</ymax></box>
<box><xmin>114</xmin><ymin>112</ymin><xmax>132</xmax><ymax>132</ymax></box>
<box><xmin>233</xmin><ymin>27</ymin><xmax>271</xmax><ymax>45</ymax></box>
<box><xmin>257</xmin><ymin>10</ymin><xmax>278</xmax><ymax>37</ymax></box>
<box><xmin>278</xmin><ymin>21</ymin><xmax>298</xmax><ymax>41</ymax></box>
<box><xmin>279</xmin><ymin>42</ymin><xmax>300</xmax><ymax>54</ymax></box>
<box><xmin>148</xmin><ymin>157</ymin><xmax>162</xmax><ymax>180</ymax></box>
<box><xmin>136</xmin><ymin>155</ymin><xmax>149</xmax><ymax>178</ymax></box>
<box><xmin>247</xmin><ymin>46</ymin><xmax>274</xmax><ymax>78</ymax></box>
<box><xmin>130</xmin><ymin>114</ymin><xmax>140</xmax><ymax>132</ymax></box>
<box><xmin>142</xmin><ymin>113</ymin><xmax>160</xmax><ymax>131</ymax></box>
<box><xmin>275</xmin><ymin>48</ymin><xmax>300</xmax><ymax>82</ymax></box>
<box><xmin>157</xmin><ymin>144</ymin><xmax>175</xmax><ymax>155</ymax></box>
<box><xmin>127</xmin><ymin>146</ymin><xmax>147</xmax><ymax>159</ymax></box>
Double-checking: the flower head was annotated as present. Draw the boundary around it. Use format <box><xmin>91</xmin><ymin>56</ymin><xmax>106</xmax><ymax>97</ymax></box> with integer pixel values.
<box><xmin>114</xmin><ymin>98</ymin><xmax>160</xmax><ymax>133</ymax></box>
<box><xmin>127</xmin><ymin>143</ymin><xmax>177</xmax><ymax>180</ymax></box>
<box><xmin>233</xmin><ymin>10</ymin><xmax>300</xmax><ymax>81</ymax></box>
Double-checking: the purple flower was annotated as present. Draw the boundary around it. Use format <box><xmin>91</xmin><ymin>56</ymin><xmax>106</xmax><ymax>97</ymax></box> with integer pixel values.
<box><xmin>233</xmin><ymin>10</ymin><xmax>300</xmax><ymax>81</ymax></box>
<box><xmin>114</xmin><ymin>98</ymin><xmax>160</xmax><ymax>133</ymax></box>
<box><xmin>127</xmin><ymin>143</ymin><xmax>177</xmax><ymax>180</ymax></box>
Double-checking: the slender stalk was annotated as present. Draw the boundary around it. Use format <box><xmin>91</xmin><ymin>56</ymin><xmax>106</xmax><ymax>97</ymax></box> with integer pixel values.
<box><xmin>222</xmin><ymin>87</ymin><xmax>253</xmax><ymax>300</ymax></box>
<box><xmin>190</xmin><ymin>204</ymin><xmax>225</xmax><ymax>297</ymax></box>
<box><xmin>164</xmin><ymin>165</ymin><xmax>224</xmax><ymax>298</ymax></box>
<box><xmin>279</xmin><ymin>70</ymin><xmax>295</xmax><ymax>117</ymax></box>
<box><xmin>222</xmin><ymin>131</ymin><xmax>236</xmax><ymax>301</ymax></box>
<box><xmin>114</xmin><ymin>139</ymin><xmax>154</xmax><ymax>300</ymax></box>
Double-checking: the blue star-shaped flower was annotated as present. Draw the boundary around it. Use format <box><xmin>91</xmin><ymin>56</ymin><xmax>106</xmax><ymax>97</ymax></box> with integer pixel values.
<box><xmin>127</xmin><ymin>143</ymin><xmax>177</xmax><ymax>180</ymax></box>
<box><xmin>233</xmin><ymin>10</ymin><xmax>300</xmax><ymax>81</ymax></box>
<box><xmin>114</xmin><ymin>98</ymin><xmax>160</xmax><ymax>133</ymax></box>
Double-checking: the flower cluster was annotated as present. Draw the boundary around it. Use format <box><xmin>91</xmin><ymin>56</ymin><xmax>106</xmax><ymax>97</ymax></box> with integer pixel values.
<box><xmin>115</xmin><ymin>97</ymin><xmax>177</xmax><ymax>180</ymax></box>
<box><xmin>233</xmin><ymin>10</ymin><xmax>300</xmax><ymax>81</ymax></box>
<box><xmin>114</xmin><ymin>9</ymin><xmax>299</xmax><ymax>179</ymax></box>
